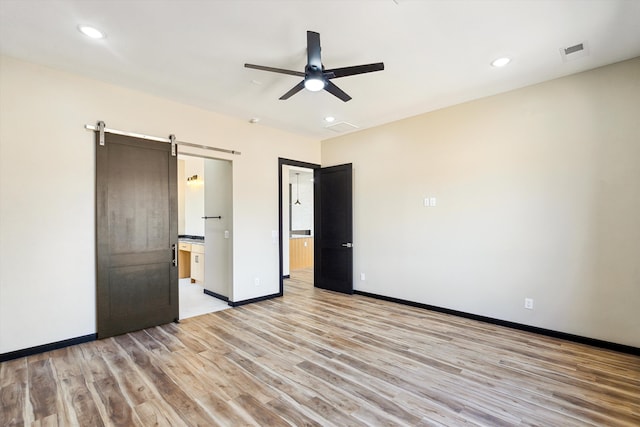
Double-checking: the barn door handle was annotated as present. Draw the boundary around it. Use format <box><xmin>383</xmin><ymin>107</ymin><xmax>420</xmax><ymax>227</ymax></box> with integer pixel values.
<box><xmin>341</xmin><ymin>242</ymin><xmax>353</xmax><ymax>248</ymax></box>
<box><xmin>202</xmin><ymin>216</ymin><xmax>222</xmax><ymax>220</ymax></box>
<box><xmin>171</xmin><ymin>244</ymin><xmax>177</xmax><ymax>266</ymax></box>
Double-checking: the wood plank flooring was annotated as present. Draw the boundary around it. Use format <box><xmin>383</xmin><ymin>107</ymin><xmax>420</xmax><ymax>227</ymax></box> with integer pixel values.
<box><xmin>2</xmin><ymin>268</ymin><xmax>639</xmax><ymax>426</ymax></box>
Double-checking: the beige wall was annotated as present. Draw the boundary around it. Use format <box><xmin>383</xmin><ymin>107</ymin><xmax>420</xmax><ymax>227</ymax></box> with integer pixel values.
<box><xmin>0</xmin><ymin>56</ymin><xmax>320</xmax><ymax>353</ymax></box>
<box><xmin>1</xmin><ymin>54</ymin><xmax>638</xmax><ymax>354</ymax></box>
<box><xmin>322</xmin><ymin>58</ymin><xmax>640</xmax><ymax>347</ymax></box>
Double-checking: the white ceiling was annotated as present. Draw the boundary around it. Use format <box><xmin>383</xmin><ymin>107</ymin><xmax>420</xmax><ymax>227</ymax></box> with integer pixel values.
<box><xmin>1</xmin><ymin>0</ymin><xmax>639</xmax><ymax>139</ymax></box>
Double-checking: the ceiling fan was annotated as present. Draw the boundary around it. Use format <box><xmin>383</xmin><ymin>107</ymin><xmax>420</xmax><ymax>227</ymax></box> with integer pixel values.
<box><xmin>245</xmin><ymin>31</ymin><xmax>384</xmax><ymax>102</ymax></box>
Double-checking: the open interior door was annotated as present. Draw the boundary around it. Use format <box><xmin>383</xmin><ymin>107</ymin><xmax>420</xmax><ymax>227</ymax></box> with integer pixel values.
<box><xmin>314</xmin><ymin>163</ymin><xmax>353</xmax><ymax>294</ymax></box>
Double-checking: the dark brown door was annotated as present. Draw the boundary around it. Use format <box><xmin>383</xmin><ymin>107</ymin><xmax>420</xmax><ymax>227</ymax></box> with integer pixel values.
<box><xmin>96</xmin><ymin>132</ymin><xmax>178</xmax><ymax>338</ymax></box>
<box><xmin>314</xmin><ymin>163</ymin><xmax>353</xmax><ymax>294</ymax></box>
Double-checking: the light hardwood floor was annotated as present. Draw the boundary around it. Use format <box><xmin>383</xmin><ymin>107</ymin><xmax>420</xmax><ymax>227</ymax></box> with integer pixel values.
<box><xmin>1</xmin><ymin>269</ymin><xmax>639</xmax><ymax>426</ymax></box>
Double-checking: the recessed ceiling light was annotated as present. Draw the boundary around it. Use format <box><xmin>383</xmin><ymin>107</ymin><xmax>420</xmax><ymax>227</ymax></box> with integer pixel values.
<box><xmin>249</xmin><ymin>117</ymin><xmax>260</xmax><ymax>124</ymax></box>
<box><xmin>491</xmin><ymin>57</ymin><xmax>511</xmax><ymax>67</ymax></box>
<box><xmin>78</xmin><ymin>25</ymin><xmax>105</xmax><ymax>39</ymax></box>
<box><xmin>324</xmin><ymin>116</ymin><xmax>335</xmax><ymax>123</ymax></box>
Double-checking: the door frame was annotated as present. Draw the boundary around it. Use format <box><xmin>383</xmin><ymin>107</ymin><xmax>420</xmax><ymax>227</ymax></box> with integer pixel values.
<box><xmin>178</xmin><ymin>152</ymin><xmax>235</xmax><ymax>307</ymax></box>
<box><xmin>278</xmin><ymin>158</ymin><xmax>320</xmax><ymax>295</ymax></box>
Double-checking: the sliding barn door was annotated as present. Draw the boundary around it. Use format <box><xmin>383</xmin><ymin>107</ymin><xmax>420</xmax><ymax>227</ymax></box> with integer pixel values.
<box><xmin>96</xmin><ymin>132</ymin><xmax>178</xmax><ymax>338</ymax></box>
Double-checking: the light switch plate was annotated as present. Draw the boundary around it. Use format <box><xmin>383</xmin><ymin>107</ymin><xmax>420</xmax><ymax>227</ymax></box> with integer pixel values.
<box><xmin>524</xmin><ymin>298</ymin><xmax>534</xmax><ymax>310</ymax></box>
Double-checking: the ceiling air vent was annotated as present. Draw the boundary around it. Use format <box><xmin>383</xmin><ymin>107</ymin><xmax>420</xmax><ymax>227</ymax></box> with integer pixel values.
<box><xmin>560</xmin><ymin>41</ymin><xmax>589</xmax><ymax>62</ymax></box>
<box><xmin>564</xmin><ymin>43</ymin><xmax>584</xmax><ymax>55</ymax></box>
<box><xmin>325</xmin><ymin>121</ymin><xmax>359</xmax><ymax>133</ymax></box>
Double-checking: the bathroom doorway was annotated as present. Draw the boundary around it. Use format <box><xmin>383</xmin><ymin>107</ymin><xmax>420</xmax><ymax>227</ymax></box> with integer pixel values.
<box><xmin>178</xmin><ymin>154</ymin><xmax>232</xmax><ymax>319</ymax></box>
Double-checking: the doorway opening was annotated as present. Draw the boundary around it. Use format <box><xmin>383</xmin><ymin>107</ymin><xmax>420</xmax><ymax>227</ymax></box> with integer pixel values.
<box><xmin>178</xmin><ymin>154</ymin><xmax>233</xmax><ymax>319</ymax></box>
<box><xmin>279</xmin><ymin>158</ymin><xmax>320</xmax><ymax>294</ymax></box>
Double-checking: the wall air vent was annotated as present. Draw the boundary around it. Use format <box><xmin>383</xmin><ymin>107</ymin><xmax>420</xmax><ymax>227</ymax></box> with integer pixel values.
<box><xmin>325</xmin><ymin>121</ymin><xmax>359</xmax><ymax>133</ymax></box>
<box><xmin>560</xmin><ymin>41</ymin><xmax>589</xmax><ymax>62</ymax></box>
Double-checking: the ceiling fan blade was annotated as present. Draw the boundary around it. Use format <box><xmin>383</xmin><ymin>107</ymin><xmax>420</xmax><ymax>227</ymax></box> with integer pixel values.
<box><xmin>279</xmin><ymin>81</ymin><xmax>306</xmax><ymax>100</ymax></box>
<box><xmin>325</xmin><ymin>62</ymin><xmax>385</xmax><ymax>79</ymax></box>
<box><xmin>307</xmin><ymin>31</ymin><xmax>322</xmax><ymax>69</ymax></box>
<box><xmin>324</xmin><ymin>81</ymin><xmax>352</xmax><ymax>102</ymax></box>
<box><xmin>245</xmin><ymin>63</ymin><xmax>305</xmax><ymax>77</ymax></box>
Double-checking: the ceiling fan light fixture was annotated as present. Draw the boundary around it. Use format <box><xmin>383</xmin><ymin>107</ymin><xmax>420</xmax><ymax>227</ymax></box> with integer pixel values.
<box><xmin>304</xmin><ymin>77</ymin><xmax>325</xmax><ymax>92</ymax></box>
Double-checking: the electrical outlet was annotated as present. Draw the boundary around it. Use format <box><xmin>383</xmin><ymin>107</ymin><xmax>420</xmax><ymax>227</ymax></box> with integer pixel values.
<box><xmin>254</xmin><ymin>277</ymin><xmax>260</xmax><ymax>287</ymax></box>
<box><xmin>524</xmin><ymin>298</ymin><xmax>534</xmax><ymax>310</ymax></box>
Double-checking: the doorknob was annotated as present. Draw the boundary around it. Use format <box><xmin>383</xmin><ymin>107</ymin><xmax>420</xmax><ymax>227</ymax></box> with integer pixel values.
<box><xmin>341</xmin><ymin>242</ymin><xmax>353</xmax><ymax>248</ymax></box>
